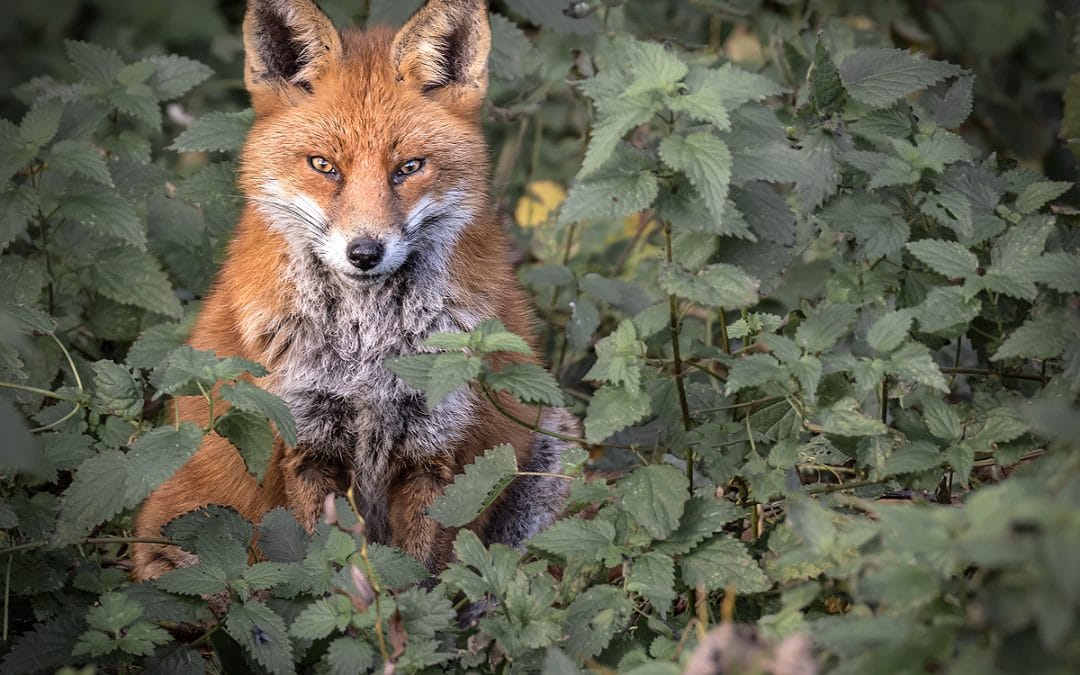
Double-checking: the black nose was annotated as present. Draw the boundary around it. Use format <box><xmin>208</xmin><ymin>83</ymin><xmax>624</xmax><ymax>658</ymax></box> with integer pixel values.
<box><xmin>346</xmin><ymin>238</ymin><xmax>384</xmax><ymax>271</ymax></box>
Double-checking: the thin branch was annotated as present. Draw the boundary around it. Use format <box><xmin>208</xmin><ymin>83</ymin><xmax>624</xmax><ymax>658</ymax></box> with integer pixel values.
<box><xmin>479</xmin><ymin>385</ymin><xmax>637</xmax><ymax>451</ymax></box>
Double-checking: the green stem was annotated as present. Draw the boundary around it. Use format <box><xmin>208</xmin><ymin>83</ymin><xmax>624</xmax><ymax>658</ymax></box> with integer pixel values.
<box><xmin>0</xmin><ymin>382</ymin><xmax>68</xmax><ymax>400</ymax></box>
<box><xmin>0</xmin><ymin>536</ymin><xmax>176</xmax><ymax>558</ymax></box>
<box><xmin>480</xmin><ymin>385</ymin><xmax>637</xmax><ymax>451</ymax></box>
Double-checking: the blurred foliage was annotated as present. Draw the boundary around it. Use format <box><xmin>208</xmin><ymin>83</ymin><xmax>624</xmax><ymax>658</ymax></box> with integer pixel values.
<box><xmin>1</xmin><ymin>0</ymin><xmax>1080</xmax><ymax>674</ymax></box>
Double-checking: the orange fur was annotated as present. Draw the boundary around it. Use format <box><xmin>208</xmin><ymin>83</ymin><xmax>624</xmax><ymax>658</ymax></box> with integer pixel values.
<box><xmin>132</xmin><ymin>0</ymin><xmax>574</xmax><ymax>580</ymax></box>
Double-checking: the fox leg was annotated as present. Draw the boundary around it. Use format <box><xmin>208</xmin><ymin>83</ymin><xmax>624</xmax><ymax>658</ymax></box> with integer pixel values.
<box><xmin>279</xmin><ymin>446</ymin><xmax>354</xmax><ymax>532</ymax></box>
<box><xmin>386</xmin><ymin>460</ymin><xmax>459</xmax><ymax>572</ymax></box>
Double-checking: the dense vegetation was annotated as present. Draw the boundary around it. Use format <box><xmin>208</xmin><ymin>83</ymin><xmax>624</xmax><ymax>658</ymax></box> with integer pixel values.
<box><xmin>1</xmin><ymin>0</ymin><xmax>1079</xmax><ymax>673</ymax></box>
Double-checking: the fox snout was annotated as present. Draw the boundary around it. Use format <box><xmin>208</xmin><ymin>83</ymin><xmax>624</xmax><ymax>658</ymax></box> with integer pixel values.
<box><xmin>346</xmin><ymin>237</ymin><xmax>384</xmax><ymax>271</ymax></box>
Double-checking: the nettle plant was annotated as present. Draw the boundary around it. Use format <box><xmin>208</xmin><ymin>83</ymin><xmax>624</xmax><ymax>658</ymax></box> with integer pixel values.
<box><xmin>1</xmin><ymin>5</ymin><xmax>1080</xmax><ymax>675</ymax></box>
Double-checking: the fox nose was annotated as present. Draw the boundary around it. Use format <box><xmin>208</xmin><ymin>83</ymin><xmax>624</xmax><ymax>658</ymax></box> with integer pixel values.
<box><xmin>346</xmin><ymin>237</ymin><xmax>384</xmax><ymax>271</ymax></box>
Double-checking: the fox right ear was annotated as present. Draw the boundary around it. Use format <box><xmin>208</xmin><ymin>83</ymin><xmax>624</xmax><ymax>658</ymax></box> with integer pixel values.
<box><xmin>243</xmin><ymin>0</ymin><xmax>342</xmax><ymax>111</ymax></box>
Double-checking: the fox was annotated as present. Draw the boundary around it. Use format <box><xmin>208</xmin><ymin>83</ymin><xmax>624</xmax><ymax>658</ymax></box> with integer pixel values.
<box><xmin>132</xmin><ymin>0</ymin><xmax>578</xmax><ymax>580</ymax></box>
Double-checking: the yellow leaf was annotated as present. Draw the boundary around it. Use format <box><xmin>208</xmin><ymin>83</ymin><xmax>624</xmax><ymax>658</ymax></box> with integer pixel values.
<box><xmin>514</xmin><ymin>180</ymin><xmax>566</xmax><ymax>228</ymax></box>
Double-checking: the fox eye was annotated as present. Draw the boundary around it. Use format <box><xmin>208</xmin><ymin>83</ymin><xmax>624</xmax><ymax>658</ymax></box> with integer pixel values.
<box><xmin>308</xmin><ymin>156</ymin><xmax>338</xmax><ymax>177</ymax></box>
<box><xmin>394</xmin><ymin>158</ymin><xmax>425</xmax><ymax>180</ymax></box>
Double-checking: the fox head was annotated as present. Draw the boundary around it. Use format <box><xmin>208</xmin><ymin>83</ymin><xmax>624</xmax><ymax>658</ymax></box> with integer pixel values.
<box><xmin>238</xmin><ymin>0</ymin><xmax>492</xmax><ymax>282</ymax></box>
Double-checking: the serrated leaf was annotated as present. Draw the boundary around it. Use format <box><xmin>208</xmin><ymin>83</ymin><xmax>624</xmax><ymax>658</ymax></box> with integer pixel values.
<box><xmin>90</xmin><ymin>247</ymin><xmax>181</xmax><ymax>318</ymax></box>
<box><xmin>559</xmin><ymin>171</ymin><xmax>659</xmax><ymax>224</ymax></box>
<box><xmin>923</xmin><ymin>396</ymin><xmax>962</xmax><ymax>442</ymax></box>
<box><xmin>169</xmin><ymin>110</ymin><xmax>253</xmax><ymax>153</ymax></box>
<box><xmin>584</xmin><ymin>384</ymin><xmax>651</xmax><ymax>442</ymax></box>
<box><xmin>724</xmin><ymin>353</ymin><xmax>784</xmax><ymax>395</ymax></box>
<box><xmin>323</xmin><ymin>637</ymin><xmax>375</xmax><ymax>675</ymax></box>
<box><xmin>216</xmin><ymin>410</ymin><xmax>274</xmax><ymax>480</ymax></box>
<box><xmin>928</xmin><ymin>76</ymin><xmax>973</xmax><ymax>128</ymax></box>
<box><xmin>917</xmin><ymin>286</ymin><xmax>981</xmax><ymax>334</ymax></box>
<box><xmin>527</xmin><ymin>518</ymin><xmax>619</xmax><ymax>564</ymax></box>
<box><xmin>584</xmin><ymin>320</ymin><xmax>645</xmax><ymax>392</ymax></box>
<box><xmin>839</xmin><ymin>48</ymin><xmax>962</xmax><ymax>108</ymax></box>
<box><xmin>155</xmin><ymin>563</ymin><xmax>228</xmax><ymax>597</ymax></box>
<box><xmin>290</xmin><ymin>595</ymin><xmax>352</xmax><ymax>640</ymax></box>
<box><xmin>569</xmin><ymin>297</ymin><xmax>600</xmax><ymax>352</ymax></box>
<box><xmin>616</xmin><ymin>464</ymin><xmax>688</xmax><ymax>540</ymax></box>
<box><xmin>46</xmin><ymin>140</ymin><xmax>112</xmax><ymax>186</ymax></box>
<box><xmin>366</xmin><ymin>543</ymin><xmax>429</xmax><ymax>588</ymax></box>
<box><xmin>810</xmin><ymin>40</ymin><xmax>844</xmax><ymax>113</ymax></box>
<box><xmin>486</xmin><ymin>362</ymin><xmax>564</xmax><ymax>406</ymax></box>
<box><xmin>680</xmin><ymin>536</ymin><xmax>771</xmax><ymax>592</ymax></box>
<box><xmin>659</xmin><ymin>262</ymin><xmax>759</xmax><ymax>308</ymax></box>
<box><xmin>795</xmin><ymin>304</ymin><xmax>857</xmax><ymax>353</ymax></box>
<box><xmin>53</xmin><ymin>451</ymin><xmax>129</xmax><ymax>544</ymax></box>
<box><xmin>906</xmin><ymin>239</ymin><xmax>979</xmax><ymax>278</ymax></box>
<box><xmin>659</xmin><ymin>131</ymin><xmax>732</xmax><ymax>221</ymax></box>
<box><xmin>866</xmin><ymin>310</ymin><xmax>914</xmax><ymax>353</ymax></box>
<box><xmin>59</xmin><ymin>189</ymin><xmax>146</xmax><ymax>250</ymax></box>
<box><xmin>992</xmin><ymin>313</ymin><xmax>1067</xmax><ymax>361</ymax></box>
<box><xmin>145</xmin><ymin>54</ymin><xmax>214</xmax><ymax>99</ymax></box>
<box><xmin>219</xmin><ymin>381</ymin><xmax>297</xmax><ymax>447</ymax></box>
<box><xmin>563</xmin><ymin>586</ymin><xmax>634</xmax><ymax>659</ymax></box>
<box><xmin>882</xmin><ymin>440</ymin><xmax>942</xmax><ymax>475</ymax></box>
<box><xmin>422</xmin><ymin>352</ymin><xmax>481</xmax><ymax>408</ymax></box>
<box><xmin>1028</xmin><ymin>252</ymin><xmax>1080</xmax><ymax>293</ymax></box>
<box><xmin>626</xmin><ymin>552</ymin><xmax>677</xmax><ymax>615</ymax></box>
<box><xmin>816</xmin><ymin>398</ymin><xmax>888</xmax><ymax>437</ymax></box>
<box><xmin>123</xmin><ymin>423</ymin><xmax>204</xmax><ymax>504</ymax></box>
<box><xmin>427</xmin><ymin>444</ymin><xmax>517</xmax><ymax>527</ymax></box>
<box><xmin>91</xmin><ymin>360</ymin><xmax>142</xmax><ymax>419</ymax></box>
<box><xmin>18</xmin><ymin>100</ymin><xmax>63</xmax><ymax>151</ymax></box>
<box><xmin>1014</xmin><ymin>181</ymin><xmax>1072</xmax><ymax>214</ymax></box>
<box><xmin>66</xmin><ymin>40</ymin><xmax>124</xmax><ymax>84</ymax></box>
<box><xmin>225</xmin><ymin>601</ymin><xmax>293</xmax><ymax>675</ymax></box>
<box><xmin>656</xmin><ymin>496</ymin><xmax>745</xmax><ymax>555</ymax></box>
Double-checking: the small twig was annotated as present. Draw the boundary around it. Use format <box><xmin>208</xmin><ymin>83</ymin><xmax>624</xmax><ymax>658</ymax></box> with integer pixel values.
<box><xmin>0</xmin><ymin>536</ymin><xmax>176</xmax><ymax>557</ymax></box>
<box><xmin>516</xmin><ymin>471</ymin><xmax>574</xmax><ymax>480</ymax></box>
<box><xmin>940</xmin><ymin>367</ymin><xmax>1049</xmax><ymax>384</ymax></box>
<box><xmin>345</xmin><ymin>488</ymin><xmax>390</xmax><ymax>666</ymax></box>
<box><xmin>480</xmin><ymin>385</ymin><xmax>636</xmax><ymax>451</ymax></box>
<box><xmin>806</xmin><ymin>479</ymin><xmax>888</xmax><ymax>495</ymax></box>
<box><xmin>2</xmin><ymin>555</ymin><xmax>11</xmax><ymax>642</ymax></box>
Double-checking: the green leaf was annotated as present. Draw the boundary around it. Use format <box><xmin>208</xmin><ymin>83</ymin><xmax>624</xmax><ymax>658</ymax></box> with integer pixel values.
<box><xmin>486</xmin><ymin>362</ymin><xmax>564</xmax><ymax>407</ymax></box>
<box><xmin>626</xmin><ymin>552</ymin><xmax>677</xmax><ymax>615</ymax></box>
<box><xmin>866</xmin><ymin>309</ymin><xmax>914</xmax><ymax>353</ymax></box>
<box><xmin>155</xmin><ymin>563</ymin><xmax>228</xmax><ymax>597</ymax></box>
<box><xmin>384</xmin><ymin>352</ymin><xmax>439</xmax><ymax>392</ymax></box>
<box><xmin>655</xmin><ymin>496</ymin><xmax>745</xmax><ymax>555</ymax></box>
<box><xmin>219</xmin><ymin>381</ymin><xmax>297</xmax><ymax>447</ymax></box>
<box><xmin>123</xmin><ymin>423</ymin><xmax>204</xmax><ymax>505</ymax></box>
<box><xmin>290</xmin><ymin>595</ymin><xmax>352</xmax><ymax>640</ymax></box>
<box><xmin>1028</xmin><ymin>252</ymin><xmax>1080</xmax><ymax>293</ymax></box>
<box><xmin>584</xmin><ymin>320</ymin><xmax>646</xmax><ymax>392</ymax></box>
<box><xmin>127</xmin><ymin>323</ymin><xmax>186</xmax><ymax>370</ymax></box>
<box><xmin>992</xmin><ymin>313</ymin><xmax>1067</xmax><ymax>361</ymax></box>
<box><xmin>906</xmin><ymin>239</ymin><xmax>979</xmax><ymax>278</ymax></box>
<box><xmin>169</xmin><ymin>110</ymin><xmax>254</xmax><ymax>153</ymax></box>
<box><xmin>584</xmin><ymin>384</ymin><xmax>651</xmax><ymax>442</ymax></box>
<box><xmin>671</xmin><ymin>64</ymin><xmax>782</xmax><ymax>130</ymax></box>
<box><xmin>424</xmin><ymin>352</ymin><xmax>482</xmax><ymax>408</ymax></box>
<box><xmin>659</xmin><ymin>131</ymin><xmax>732</xmax><ymax>221</ymax></box>
<box><xmin>887</xmin><ymin>342</ymin><xmax>949</xmax><ymax>392</ymax></box>
<box><xmin>559</xmin><ymin>171</ymin><xmax>659</xmax><ymax>224</ymax></box>
<box><xmin>90</xmin><ymin>247</ymin><xmax>181</xmax><ymax>318</ymax></box>
<box><xmin>917</xmin><ymin>286</ymin><xmax>980</xmax><ymax>334</ymax></box>
<box><xmin>838</xmin><ymin>48</ymin><xmax>962</xmax><ymax>108</ymax></box>
<box><xmin>91</xmin><ymin>360</ymin><xmax>142</xmax><ymax>419</ymax></box>
<box><xmin>724</xmin><ymin>353</ymin><xmax>784</xmax><ymax>395</ymax></box>
<box><xmin>216</xmin><ymin>410</ymin><xmax>275</xmax><ymax>480</ymax></box>
<box><xmin>928</xmin><ymin>76</ymin><xmax>973</xmax><ymax>128</ymax></box>
<box><xmin>527</xmin><ymin>518</ymin><xmax>619</xmax><ymax>565</ymax></box>
<box><xmin>615</xmin><ymin>464</ymin><xmax>688</xmax><ymax>540</ymax></box>
<box><xmin>471</xmin><ymin>319</ymin><xmax>535</xmax><ymax>355</ymax></box>
<box><xmin>366</xmin><ymin>543</ymin><xmax>429</xmax><ymax>588</ymax></box>
<box><xmin>225</xmin><ymin>601</ymin><xmax>293</xmax><ymax>675</ymax></box>
<box><xmin>810</xmin><ymin>40</ymin><xmax>844</xmax><ymax>113</ymax></box>
<box><xmin>45</xmin><ymin>140</ymin><xmax>112</xmax><ymax>186</ymax></box>
<box><xmin>323</xmin><ymin>637</ymin><xmax>375</xmax><ymax>675</ymax></box>
<box><xmin>145</xmin><ymin>54</ymin><xmax>214</xmax><ymax>99</ymax></box>
<box><xmin>659</xmin><ymin>262</ymin><xmax>759</xmax><ymax>308</ymax></box>
<box><xmin>569</xmin><ymin>297</ymin><xmax>600</xmax><ymax>353</ymax></box>
<box><xmin>882</xmin><ymin>440</ymin><xmax>942</xmax><ymax>476</ymax></box>
<box><xmin>59</xmin><ymin>189</ymin><xmax>146</xmax><ymax>250</ymax></box>
<box><xmin>1014</xmin><ymin>181</ymin><xmax>1072</xmax><ymax>214</ymax></box>
<box><xmin>66</xmin><ymin>40</ymin><xmax>124</xmax><ymax>84</ymax></box>
<box><xmin>504</xmin><ymin>0</ymin><xmax>598</xmax><ymax>34</ymax></box>
<box><xmin>17</xmin><ymin>100</ymin><xmax>63</xmax><ymax>152</ymax></box>
<box><xmin>427</xmin><ymin>444</ymin><xmax>518</xmax><ymax>527</ymax></box>
<box><xmin>923</xmin><ymin>396</ymin><xmax>962</xmax><ymax>442</ymax></box>
<box><xmin>52</xmin><ymin>451</ymin><xmax>128</xmax><ymax>544</ymax></box>
<box><xmin>679</xmin><ymin>536</ymin><xmax>771</xmax><ymax>592</ymax></box>
<box><xmin>795</xmin><ymin>304</ymin><xmax>857</xmax><ymax>353</ymax></box>
<box><xmin>258</xmin><ymin>508</ymin><xmax>309</xmax><ymax>563</ymax></box>
<box><xmin>816</xmin><ymin>398</ymin><xmax>888</xmax><ymax>437</ymax></box>
<box><xmin>563</xmin><ymin>586</ymin><xmax>634</xmax><ymax>659</ymax></box>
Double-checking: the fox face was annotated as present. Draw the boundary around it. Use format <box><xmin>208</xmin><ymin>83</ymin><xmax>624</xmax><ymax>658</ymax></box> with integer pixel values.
<box><xmin>238</xmin><ymin>0</ymin><xmax>492</xmax><ymax>282</ymax></box>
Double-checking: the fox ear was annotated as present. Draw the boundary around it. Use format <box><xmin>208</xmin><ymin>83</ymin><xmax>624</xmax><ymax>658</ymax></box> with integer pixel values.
<box><xmin>392</xmin><ymin>0</ymin><xmax>491</xmax><ymax>102</ymax></box>
<box><xmin>243</xmin><ymin>0</ymin><xmax>342</xmax><ymax>108</ymax></box>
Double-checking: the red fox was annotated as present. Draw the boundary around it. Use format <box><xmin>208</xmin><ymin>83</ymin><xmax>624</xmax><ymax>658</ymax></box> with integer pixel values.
<box><xmin>132</xmin><ymin>0</ymin><xmax>577</xmax><ymax>579</ymax></box>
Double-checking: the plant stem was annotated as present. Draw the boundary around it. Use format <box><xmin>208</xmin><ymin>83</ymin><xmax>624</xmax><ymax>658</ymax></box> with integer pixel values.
<box><xmin>0</xmin><ymin>536</ymin><xmax>176</xmax><ymax>557</ymax></box>
<box><xmin>480</xmin><ymin>385</ymin><xmax>636</xmax><ymax>451</ymax></box>
<box><xmin>718</xmin><ymin>307</ymin><xmax>731</xmax><ymax>354</ymax></box>
<box><xmin>940</xmin><ymin>367</ymin><xmax>1049</xmax><ymax>383</ymax></box>
<box><xmin>345</xmin><ymin>488</ymin><xmax>390</xmax><ymax>666</ymax></box>
<box><xmin>516</xmin><ymin>471</ymin><xmax>574</xmax><ymax>480</ymax></box>
<box><xmin>807</xmin><ymin>478</ymin><xmax>888</xmax><ymax>495</ymax></box>
<box><xmin>2</xmin><ymin>555</ymin><xmax>11</xmax><ymax>642</ymax></box>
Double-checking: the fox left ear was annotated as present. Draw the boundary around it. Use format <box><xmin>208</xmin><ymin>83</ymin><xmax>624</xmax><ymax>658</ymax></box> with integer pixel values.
<box><xmin>392</xmin><ymin>0</ymin><xmax>491</xmax><ymax>104</ymax></box>
<box><xmin>243</xmin><ymin>0</ymin><xmax>343</xmax><ymax>112</ymax></box>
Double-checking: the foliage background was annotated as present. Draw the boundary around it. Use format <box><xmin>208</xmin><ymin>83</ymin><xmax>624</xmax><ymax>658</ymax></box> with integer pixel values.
<box><xmin>1</xmin><ymin>0</ymin><xmax>1079</xmax><ymax>673</ymax></box>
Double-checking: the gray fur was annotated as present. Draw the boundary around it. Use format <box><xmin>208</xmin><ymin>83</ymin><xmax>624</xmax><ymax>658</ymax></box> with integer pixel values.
<box><xmin>252</xmin><ymin>184</ymin><xmax>569</xmax><ymax>548</ymax></box>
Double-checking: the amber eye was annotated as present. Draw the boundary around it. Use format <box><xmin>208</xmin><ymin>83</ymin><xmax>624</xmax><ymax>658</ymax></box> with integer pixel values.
<box><xmin>308</xmin><ymin>156</ymin><xmax>337</xmax><ymax>176</ymax></box>
<box><xmin>395</xmin><ymin>158</ymin><xmax>425</xmax><ymax>179</ymax></box>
